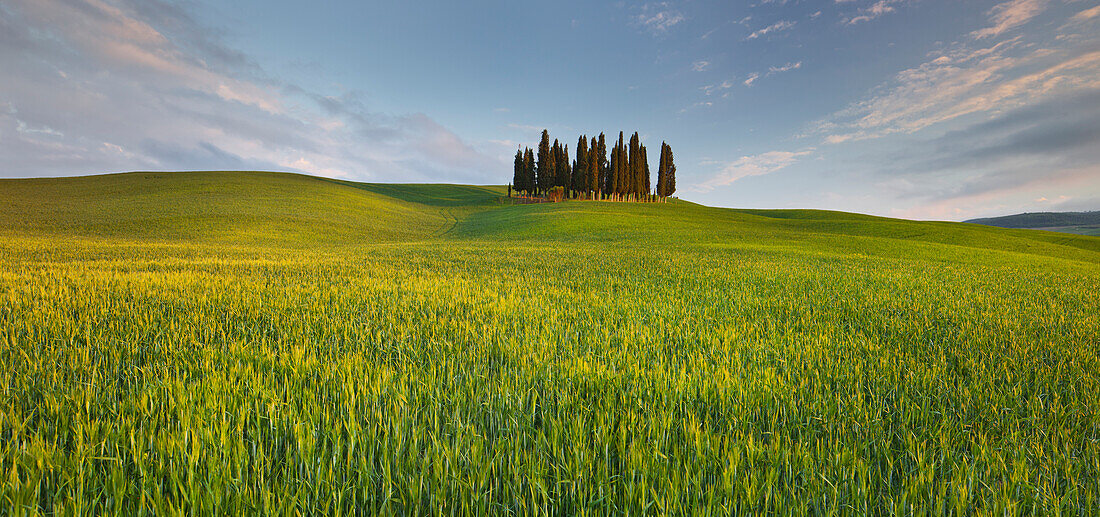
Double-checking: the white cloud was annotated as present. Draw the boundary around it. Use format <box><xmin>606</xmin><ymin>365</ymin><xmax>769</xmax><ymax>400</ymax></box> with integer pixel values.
<box><xmin>746</xmin><ymin>20</ymin><xmax>796</xmax><ymax>40</ymax></box>
<box><xmin>815</xmin><ymin>35</ymin><xmax>1100</xmax><ymax>142</ymax></box>
<box><xmin>743</xmin><ymin>73</ymin><xmax>760</xmax><ymax>86</ymax></box>
<box><xmin>692</xmin><ymin>60</ymin><xmax>710</xmax><ymax>72</ymax></box>
<box><xmin>971</xmin><ymin>0</ymin><xmax>1048</xmax><ymax>39</ymax></box>
<box><xmin>693</xmin><ymin>150</ymin><xmax>814</xmax><ymax>191</ymax></box>
<box><xmin>0</xmin><ymin>0</ymin><xmax>504</xmax><ymax>182</ymax></box>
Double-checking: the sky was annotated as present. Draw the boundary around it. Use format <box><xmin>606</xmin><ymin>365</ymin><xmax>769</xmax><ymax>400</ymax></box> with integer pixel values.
<box><xmin>1</xmin><ymin>0</ymin><xmax>1098</xmax><ymax>220</ymax></box>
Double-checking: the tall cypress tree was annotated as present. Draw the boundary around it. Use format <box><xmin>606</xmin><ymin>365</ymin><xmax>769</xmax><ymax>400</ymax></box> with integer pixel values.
<box><xmin>557</xmin><ymin>142</ymin><xmax>570</xmax><ymax>189</ymax></box>
<box><xmin>657</xmin><ymin>142</ymin><xmax>669</xmax><ymax>197</ymax></box>
<box><xmin>640</xmin><ymin>143</ymin><xmax>650</xmax><ymax>196</ymax></box>
<box><xmin>574</xmin><ymin>136</ymin><xmax>588</xmax><ymax>196</ymax></box>
<box><xmin>549</xmin><ymin>138</ymin><xmax>560</xmax><ymax>192</ymax></box>
<box><xmin>596</xmin><ymin>133</ymin><xmax>608</xmax><ymax>195</ymax></box>
<box><xmin>537</xmin><ymin>130</ymin><xmax>551</xmax><ymax>195</ymax></box>
<box><xmin>513</xmin><ymin>148</ymin><xmax>524</xmax><ymax>194</ymax></box>
<box><xmin>612</xmin><ymin>132</ymin><xmax>624</xmax><ymax>196</ymax></box>
<box><xmin>609</xmin><ymin>136</ymin><xmax>619</xmax><ymax>196</ymax></box>
<box><xmin>588</xmin><ymin>136</ymin><xmax>600</xmax><ymax>195</ymax></box>
<box><xmin>628</xmin><ymin>132</ymin><xmax>640</xmax><ymax>196</ymax></box>
<box><xmin>665</xmin><ymin>143</ymin><xmax>676</xmax><ymax>197</ymax></box>
<box><xmin>624</xmin><ymin>132</ymin><xmax>632</xmax><ymax>196</ymax></box>
<box><xmin>524</xmin><ymin>147</ymin><xmax>536</xmax><ymax>195</ymax></box>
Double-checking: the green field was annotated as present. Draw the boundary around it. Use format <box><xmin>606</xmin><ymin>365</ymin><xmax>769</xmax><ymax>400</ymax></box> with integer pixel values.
<box><xmin>2</xmin><ymin>171</ymin><xmax>1099</xmax><ymax>514</ymax></box>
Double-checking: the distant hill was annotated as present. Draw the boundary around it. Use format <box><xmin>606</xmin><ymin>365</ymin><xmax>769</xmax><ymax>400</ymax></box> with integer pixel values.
<box><xmin>966</xmin><ymin>211</ymin><xmax>1100</xmax><ymax>236</ymax></box>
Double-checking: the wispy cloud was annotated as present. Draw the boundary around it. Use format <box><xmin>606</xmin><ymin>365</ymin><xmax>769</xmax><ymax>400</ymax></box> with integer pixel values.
<box><xmin>693</xmin><ymin>150</ymin><xmax>814</xmax><ymax>192</ymax></box>
<box><xmin>971</xmin><ymin>0</ymin><xmax>1048</xmax><ymax>39</ymax></box>
<box><xmin>845</xmin><ymin>0</ymin><xmax>903</xmax><ymax>25</ymax></box>
<box><xmin>743</xmin><ymin>73</ymin><xmax>761</xmax><ymax>87</ymax></box>
<box><xmin>678</xmin><ymin>101</ymin><xmax>714</xmax><ymax>113</ymax></box>
<box><xmin>692</xmin><ymin>60</ymin><xmax>710</xmax><ymax>72</ymax></box>
<box><xmin>700</xmin><ymin>80</ymin><xmax>735</xmax><ymax>96</ymax></box>
<box><xmin>841</xmin><ymin>87</ymin><xmax>1100</xmax><ymax>220</ymax></box>
<box><xmin>746</xmin><ymin>20</ymin><xmax>796</xmax><ymax>40</ymax></box>
<box><xmin>814</xmin><ymin>36</ymin><xmax>1100</xmax><ymax>143</ymax></box>
<box><xmin>1071</xmin><ymin>4</ymin><xmax>1100</xmax><ymax>22</ymax></box>
<box><xmin>0</xmin><ymin>0</ymin><xmax>503</xmax><ymax>182</ymax></box>
<box><xmin>768</xmin><ymin>61</ymin><xmax>802</xmax><ymax>74</ymax></box>
<box><xmin>631</xmin><ymin>2</ymin><xmax>686</xmax><ymax>35</ymax></box>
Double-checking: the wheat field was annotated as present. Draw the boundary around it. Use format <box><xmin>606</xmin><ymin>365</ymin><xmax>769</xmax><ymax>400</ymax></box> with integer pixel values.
<box><xmin>2</xmin><ymin>172</ymin><xmax>1098</xmax><ymax>514</ymax></box>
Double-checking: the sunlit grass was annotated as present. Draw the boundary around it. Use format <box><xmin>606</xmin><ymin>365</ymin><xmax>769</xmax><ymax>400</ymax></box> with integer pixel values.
<box><xmin>1</xmin><ymin>172</ymin><xmax>1098</xmax><ymax>514</ymax></box>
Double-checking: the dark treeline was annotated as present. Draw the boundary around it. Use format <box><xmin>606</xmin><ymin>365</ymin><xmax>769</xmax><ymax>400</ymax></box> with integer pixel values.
<box><xmin>512</xmin><ymin>129</ymin><xmax>676</xmax><ymax>201</ymax></box>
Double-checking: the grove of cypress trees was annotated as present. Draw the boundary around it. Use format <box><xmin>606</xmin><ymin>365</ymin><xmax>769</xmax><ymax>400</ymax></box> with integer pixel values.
<box><xmin>514</xmin><ymin>130</ymin><xmax>672</xmax><ymax>201</ymax></box>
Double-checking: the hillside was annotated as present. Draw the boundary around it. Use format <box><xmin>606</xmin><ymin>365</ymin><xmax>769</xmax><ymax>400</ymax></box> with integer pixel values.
<box><xmin>2</xmin><ymin>171</ymin><xmax>1097</xmax><ymax>263</ymax></box>
<box><xmin>0</xmin><ymin>171</ymin><xmax>501</xmax><ymax>246</ymax></box>
<box><xmin>2</xmin><ymin>171</ymin><xmax>1099</xmax><ymax>513</ymax></box>
<box><xmin>966</xmin><ymin>210</ymin><xmax>1100</xmax><ymax>236</ymax></box>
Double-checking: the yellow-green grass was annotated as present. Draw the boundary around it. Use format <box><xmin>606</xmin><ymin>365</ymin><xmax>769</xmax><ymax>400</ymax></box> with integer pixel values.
<box><xmin>1</xmin><ymin>171</ymin><xmax>1098</xmax><ymax>514</ymax></box>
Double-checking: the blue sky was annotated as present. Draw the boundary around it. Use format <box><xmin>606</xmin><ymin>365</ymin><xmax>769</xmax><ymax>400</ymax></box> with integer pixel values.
<box><xmin>1</xmin><ymin>0</ymin><xmax>1098</xmax><ymax>219</ymax></box>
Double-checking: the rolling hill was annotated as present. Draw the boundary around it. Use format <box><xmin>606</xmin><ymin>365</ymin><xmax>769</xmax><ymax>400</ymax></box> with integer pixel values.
<box><xmin>2</xmin><ymin>170</ymin><xmax>1097</xmax><ymax>262</ymax></box>
<box><xmin>2</xmin><ymin>171</ymin><xmax>1098</xmax><ymax>513</ymax></box>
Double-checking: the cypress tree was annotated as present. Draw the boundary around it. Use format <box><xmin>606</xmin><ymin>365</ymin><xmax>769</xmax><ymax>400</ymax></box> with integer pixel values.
<box><xmin>612</xmin><ymin>132</ymin><xmax>624</xmax><ymax>197</ymax></box>
<box><xmin>624</xmin><ymin>132</ymin><xmax>632</xmax><ymax>197</ymax></box>
<box><xmin>588</xmin><ymin>136</ymin><xmax>600</xmax><ymax>195</ymax></box>
<box><xmin>574</xmin><ymin>136</ymin><xmax>588</xmax><ymax>197</ymax></box>
<box><xmin>549</xmin><ymin>138</ymin><xmax>559</xmax><ymax>192</ymax></box>
<box><xmin>557</xmin><ymin>142</ymin><xmax>570</xmax><ymax>190</ymax></box>
<box><xmin>609</xmin><ymin>136</ymin><xmax>619</xmax><ymax>197</ymax></box>
<box><xmin>628</xmin><ymin>132</ymin><xmax>640</xmax><ymax>196</ymax></box>
<box><xmin>513</xmin><ymin>148</ymin><xmax>524</xmax><ymax>194</ymax></box>
<box><xmin>524</xmin><ymin>147</ymin><xmax>536</xmax><ymax>195</ymax></box>
<box><xmin>550</xmin><ymin>139</ymin><xmax>558</xmax><ymax>188</ymax></box>
<box><xmin>608</xmin><ymin>145</ymin><xmax>617</xmax><ymax>197</ymax></box>
<box><xmin>657</xmin><ymin>142</ymin><xmax>669</xmax><ymax>197</ymax></box>
<box><xmin>660</xmin><ymin>144</ymin><xmax>668</xmax><ymax>196</ymax></box>
<box><xmin>596</xmin><ymin>133</ymin><xmax>608</xmax><ymax>195</ymax></box>
<box><xmin>537</xmin><ymin>130</ymin><xmax>551</xmax><ymax>195</ymax></box>
<box><xmin>640</xmin><ymin>143</ymin><xmax>650</xmax><ymax>197</ymax></box>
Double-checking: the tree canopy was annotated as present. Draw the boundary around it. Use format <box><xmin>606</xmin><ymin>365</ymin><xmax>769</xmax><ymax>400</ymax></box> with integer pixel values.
<box><xmin>510</xmin><ymin>129</ymin><xmax>674</xmax><ymax>202</ymax></box>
